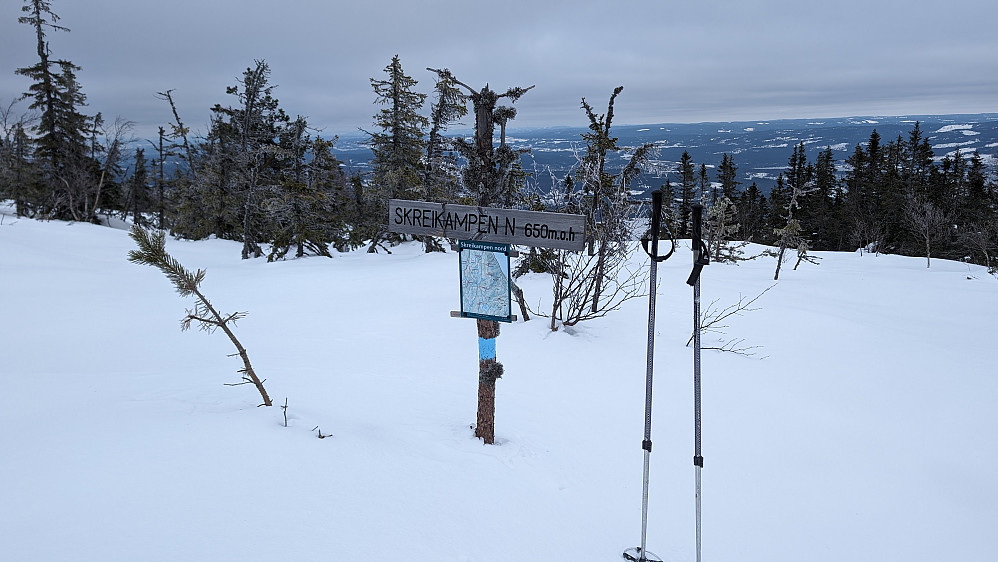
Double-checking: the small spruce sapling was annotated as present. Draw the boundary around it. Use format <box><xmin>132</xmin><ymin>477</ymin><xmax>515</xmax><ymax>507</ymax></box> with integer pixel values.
<box><xmin>127</xmin><ymin>225</ymin><xmax>272</xmax><ymax>406</ymax></box>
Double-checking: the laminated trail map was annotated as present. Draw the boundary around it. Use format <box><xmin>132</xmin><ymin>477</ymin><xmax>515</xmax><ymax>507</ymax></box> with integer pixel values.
<box><xmin>459</xmin><ymin>240</ymin><xmax>511</xmax><ymax>323</ymax></box>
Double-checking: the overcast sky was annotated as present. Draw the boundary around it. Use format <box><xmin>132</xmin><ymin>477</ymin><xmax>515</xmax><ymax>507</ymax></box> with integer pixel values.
<box><xmin>2</xmin><ymin>0</ymin><xmax>997</xmax><ymax>140</ymax></box>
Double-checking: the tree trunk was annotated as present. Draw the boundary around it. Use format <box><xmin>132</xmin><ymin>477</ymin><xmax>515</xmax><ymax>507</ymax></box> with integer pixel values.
<box><xmin>511</xmin><ymin>282</ymin><xmax>529</xmax><ymax>321</ymax></box>
<box><xmin>774</xmin><ymin>243</ymin><xmax>787</xmax><ymax>280</ymax></box>
<box><xmin>193</xmin><ymin>287</ymin><xmax>272</xmax><ymax>407</ymax></box>
<box><xmin>591</xmin><ymin>241</ymin><xmax>606</xmax><ymax>312</ymax></box>
<box><xmin>476</xmin><ymin>374</ymin><xmax>496</xmax><ymax>444</ymax></box>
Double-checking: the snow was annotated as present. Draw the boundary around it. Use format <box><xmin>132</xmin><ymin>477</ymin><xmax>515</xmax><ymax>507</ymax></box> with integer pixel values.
<box><xmin>933</xmin><ymin>140</ymin><xmax>979</xmax><ymax>150</ymax></box>
<box><xmin>936</xmin><ymin>124</ymin><xmax>974</xmax><ymax>133</ymax></box>
<box><xmin>1</xmin><ymin>210</ymin><xmax>997</xmax><ymax>561</ymax></box>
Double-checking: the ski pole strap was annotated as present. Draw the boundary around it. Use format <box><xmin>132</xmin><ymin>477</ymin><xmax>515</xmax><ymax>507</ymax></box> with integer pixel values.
<box><xmin>642</xmin><ymin>234</ymin><xmax>676</xmax><ymax>263</ymax></box>
<box><xmin>686</xmin><ymin>239</ymin><xmax>709</xmax><ymax>286</ymax></box>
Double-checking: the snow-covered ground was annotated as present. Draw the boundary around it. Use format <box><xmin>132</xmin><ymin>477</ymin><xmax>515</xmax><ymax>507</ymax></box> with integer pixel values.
<box><xmin>1</xmin><ymin>209</ymin><xmax>996</xmax><ymax>561</ymax></box>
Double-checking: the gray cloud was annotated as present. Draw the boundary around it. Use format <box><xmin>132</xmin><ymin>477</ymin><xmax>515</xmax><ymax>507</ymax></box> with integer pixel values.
<box><xmin>2</xmin><ymin>0</ymin><xmax>996</xmax><ymax>140</ymax></box>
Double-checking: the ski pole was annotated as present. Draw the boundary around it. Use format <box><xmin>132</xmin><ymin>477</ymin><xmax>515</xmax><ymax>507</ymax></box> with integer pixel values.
<box><xmin>624</xmin><ymin>188</ymin><xmax>674</xmax><ymax>562</ymax></box>
<box><xmin>687</xmin><ymin>203</ymin><xmax>709</xmax><ymax>562</ymax></box>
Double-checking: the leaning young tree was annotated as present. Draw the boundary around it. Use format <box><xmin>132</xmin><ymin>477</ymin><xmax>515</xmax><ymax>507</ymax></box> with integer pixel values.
<box><xmin>128</xmin><ymin>226</ymin><xmax>272</xmax><ymax>406</ymax></box>
<box><xmin>426</xmin><ymin>67</ymin><xmax>533</xmax><ymax>445</ymax></box>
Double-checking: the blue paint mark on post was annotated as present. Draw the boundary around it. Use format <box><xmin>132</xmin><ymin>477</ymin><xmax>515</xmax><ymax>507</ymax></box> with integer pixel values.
<box><xmin>478</xmin><ymin>337</ymin><xmax>497</xmax><ymax>361</ymax></box>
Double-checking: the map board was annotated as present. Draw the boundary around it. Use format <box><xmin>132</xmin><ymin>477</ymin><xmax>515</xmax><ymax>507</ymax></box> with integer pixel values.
<box><xmin>458</xmin><ymin>240</ymin><xmax>512</xmax><ymax>323</ymax></box>
<box><xmin>389</xmin><ymin>199</ymin><xmax>586</xmax><ymax>251</ymax></box>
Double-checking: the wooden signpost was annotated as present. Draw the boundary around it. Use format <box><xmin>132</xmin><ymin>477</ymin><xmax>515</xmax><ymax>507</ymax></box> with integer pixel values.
<box><xmin>388</xmin><ymin>199</ymin><xmax>586</xmax><ymax>444</ymax></box>
<box><xmin>388</xmin><ymin>199</ymin><xmax>586</xmax><ymax>252</ymax></box>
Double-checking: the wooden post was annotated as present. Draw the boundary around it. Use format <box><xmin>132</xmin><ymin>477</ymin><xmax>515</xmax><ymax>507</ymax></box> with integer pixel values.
<box><xmin>475</xmin><ymin>318</ymin><xmax>502</xmax><ymax>444</ymax></box>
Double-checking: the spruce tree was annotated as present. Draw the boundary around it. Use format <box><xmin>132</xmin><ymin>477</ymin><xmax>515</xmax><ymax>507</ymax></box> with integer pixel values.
<box><xmin>811</xmin><ymin>147</ymin><xmax>842</xmax><ymax>250</ymax></box>
<box><xmin>736</xmin><ymin>182</ymin><xmax>768</xmax><ymax>243</ymax></box>
<box><xmin>904</xmin><ymin>122</ymin><xmax>935</xmax><ymax>202</ymax></box>
<box><xmin>677</xmin><ymin>150</ymin><xmax>696</xmax><ymax>237</ymax></box>
<box><xmin>16</xmin><ymin>0</ymin><xmax>94</xmax><ymax>221</ymax></box>
<box><xmin>844</xmin><ymin>142</ymin><xmax>879</xmax><ymax>252</ymax></box>
<box><xmin>717</xmin><ymin>153</ymin><xmax>740</xmax><ymax>201</ymax></box>
<box><xmin>965</xmin><ymin>151</ymin><xmax>989</xmax><ymax>224</ymax></box>
<box><xmin>365</xmin><ymin>56</ymin><xmax>429</xmax><ymax>252</ymax></box>
<box><xmin>0</xmin><ymin>103</ymin><xmax>39</xmax><ymax>215</ymax></box>
<box><xmin>698</xmin><ymin>163</ymin><xmax>711</xmax><ymax>205</ymax></box>
<box><xmin>125</xmin><ymin>147</ymin><xmax>151</xmax><ymax>226</ymax></box>
<box><xmin>266</xmin><ymin>117</ymin><xmax>342</xmax><ymax>261</ymax></box>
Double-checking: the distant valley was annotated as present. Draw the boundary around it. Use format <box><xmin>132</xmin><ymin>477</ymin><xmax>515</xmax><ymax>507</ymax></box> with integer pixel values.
<box><xmin>333</xmin><ymin>113</ymin><xmax>998</xmax><ymax>196</ymax></box>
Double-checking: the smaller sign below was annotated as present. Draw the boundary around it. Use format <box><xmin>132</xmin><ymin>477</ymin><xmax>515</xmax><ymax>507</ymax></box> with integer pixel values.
<box><xmin>459</xmin><ymin>240</ymin><xmax>513</xmax><ymax>323</ymax></box>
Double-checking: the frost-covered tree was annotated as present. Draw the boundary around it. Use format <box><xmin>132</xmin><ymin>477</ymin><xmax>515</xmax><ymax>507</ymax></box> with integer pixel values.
<box><xmin>706</xmin><ymin>196</ymin><xmax>745</xmax><ymax>263</ymax></box>
<box><xmin>424</xmin><ymin>72</ymin><xmax>468</xmax><ymax>206</ymax></box>
<box><xmin>426</xmin><ymin>67</ymin><xmax>533</xmax><ymax>209</ymax></box>
<box><xmin>903</xmin><ymin>193</ymin><xmax>951</xmax><ymax>268</ymax></box>
<box><xmin>266</xmin><ymin>118</ymin><xmax>346</xmax><ymax>261</ymax></box>
<box><xmin>773</xmin><ymin>144</ymin><xmax>816</xmax><ymax>280</ymax></box>
<box><xmin>176</xmin><ymin>60</ymin><xmax>288</xmax><ymax>256</ymax></box>
<box><xmin>425</xmin><ymin>66</ymin><xmax>533</xmax><ymax>445</ymax></box>
<box><xmin>545</xmin><ymin>86</ymin><xmax>651</xmax><ymax>326</ymax></box>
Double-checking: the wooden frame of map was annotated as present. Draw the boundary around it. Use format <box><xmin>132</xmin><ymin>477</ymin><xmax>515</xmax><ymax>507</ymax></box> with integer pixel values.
<box><xmin>458</xmin><ymin>240</ymin><xmax>512</xmax><ymax>323</ymax></box>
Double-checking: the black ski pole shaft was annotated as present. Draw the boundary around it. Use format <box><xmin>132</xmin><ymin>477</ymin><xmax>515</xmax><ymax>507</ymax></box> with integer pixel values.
<box><xmin>622</xmin><ymin>189</ymin><xmax>668</xmax><ymax>562</ymax></box>
<box><xmin>689</xmin><ymin>203</ymin><xmax>707</xmax><ymax>562</ymax></box>
<box><xmin>639</xmin><ymin>189</ymin><xmax>663</xmax><ymax>561</ymax></box>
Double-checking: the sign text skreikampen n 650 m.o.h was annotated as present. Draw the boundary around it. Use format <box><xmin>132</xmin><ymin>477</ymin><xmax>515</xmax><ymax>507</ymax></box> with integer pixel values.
<box><xmin>388</xmin><ymin>199</ymin><xmax>586</xmax><ymax>251</ymax></box>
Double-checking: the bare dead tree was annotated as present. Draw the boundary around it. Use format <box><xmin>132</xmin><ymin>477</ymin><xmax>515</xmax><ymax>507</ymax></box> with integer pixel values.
<box><xmin>904</xmin><ymin>193</ymin><xmax>951</xmax><ymax>268</ymax></box>
<box><xmin>959</xmin><ymin>219</ymin><xmax>998</xmax><ymax>275</ymax></box>
<box><xmin>89</xmin><ymin>116</ymin><xmax>134</xmax><ymax>221</ymax></box>
<box><xmin>542</xmin><ymin>239</ymin><xmax>648</xmax><ymax>331</ymax></box>
<box><xmin>127</xmin><ymin>225</ymin><xmax>272</xmax><ymax>406</ymax></box>
<box><xmin>156</xmin><ymin>89</ymin><xmax>198</xmax><ymax>183</ymax></box>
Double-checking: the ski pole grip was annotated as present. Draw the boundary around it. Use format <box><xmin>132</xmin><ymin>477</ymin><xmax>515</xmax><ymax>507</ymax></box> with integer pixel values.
<box><xmin>691</xmin><ymin>203</ymin><xmax>703</xmax><ymax>251</ymax></box>
<box><xmin>649</xmin><ymin>188</ymin><xmax>663</xmax><ymax>258</ymax></box>
<box><xmin>686</xmin><ymin>204</ymin><xmax>708</xmax><ymax>286</ymax></box>
<box><xmin>642</xmin><ymin>189</ymin><xmax>675</xmax><ymax>262</ymax></box>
